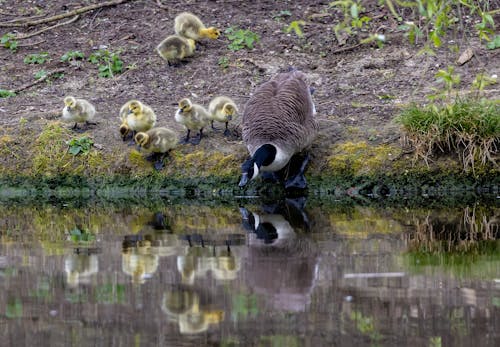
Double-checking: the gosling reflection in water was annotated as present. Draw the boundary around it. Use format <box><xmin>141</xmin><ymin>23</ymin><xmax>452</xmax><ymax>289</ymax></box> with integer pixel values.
<box><xmin>161</xmin><ymin>288</ymin><xmax>224</xmax><ymax>334</ymax></box>
<box><xmin>177</xmin><ymin>235</ymin><xmax>244</xmax><ymax>284</ymax></box>
<box><xmin>65</xmin><ymin>250</ymin><xmax>99</xmax><ymax>287</ymax></box>
<box><xmin>240</xmin><ymin>197</ymin><xmax>319</xmax><ymax>312</ymax></box>
<box><xmin>122</xmin><ymin>235</ymin><xmax>159</xmax><ymax>284</ymax></box>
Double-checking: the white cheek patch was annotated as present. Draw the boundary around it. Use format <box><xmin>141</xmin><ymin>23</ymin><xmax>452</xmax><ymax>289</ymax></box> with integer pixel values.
<box><xmin>253</xmin><ymin>213</ymin><xmax>260</xmax><ymax>230</ymax></box>
<box><xmin>251</xmin><ymin>162</ymin><xmax>259</xmax><ymax>180</ymax></box>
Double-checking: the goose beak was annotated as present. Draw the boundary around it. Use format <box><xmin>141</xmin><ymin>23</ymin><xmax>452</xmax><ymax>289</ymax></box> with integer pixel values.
<box><xmin>238</xmin><ymin>173</ymin><xmax>249</xmax><ymax>187</ymax></box>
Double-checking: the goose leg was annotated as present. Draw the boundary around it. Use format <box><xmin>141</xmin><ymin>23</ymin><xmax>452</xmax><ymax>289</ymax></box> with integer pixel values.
<box><xmin>127</xmin><ymin>130</ymin><xmax>137</xmax><ymax>146</ymax></box>
<box><xmin>211</xmin><ymin>120</ymin><xmax>219</xmax><ymax>131</ymax></box>
<box><xmin>154</xmin><ymin>152</ymin><xmax>169</xmax><ymax>170</ymax></box>
<box><xmin>190</xmin><ymin>129</ymin><xmax>203</xmax><ymax>145</ymax></box>
<box><xmin>284</xmin><ymin>153</ymin><xmax>310</xmax><ymax>190</ymax></box>
<box><xmin>179</xmin><ymin>129</ymin><xmax>191</xmax><ymax>144</ymax></box>
<box><xmin>223</xmin><ymin>122</ymin><xmax>230</xmax><ymax>136</ymax></box>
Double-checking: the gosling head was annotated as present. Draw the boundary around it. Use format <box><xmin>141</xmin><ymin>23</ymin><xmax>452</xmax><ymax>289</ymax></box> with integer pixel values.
<box><xmin>239</xmin><ymin>144</ymin><xmax>277</xmax><ymax>187</ymax></box>
<box><xmin>134</xmin><ymin>132</ymin><xmax>150</xmax><ymax>147</ymax></box>
<box><xmin>119</xmin><ymin>123</ymin><xmax>130</xmax><ymax>137</ymax></box>
<box><xmin>223</xmin><ymin>104</ymin><xmax>237</xmax><ymax>121</ymax></box>
<box><xmin>206</xmin><ymin>27</ymin><xmax>221</xmax><ymax>39</ymax></box>
<box><xmin>64</xmin><ymin>96</ymin><xmax>76</xmax><ymax>109</ymax></box>
<box><xmin>178</xmin><ymin>98</ymin><xmax>192</xmax><ymax>113</ymax></box>
<box><xmin>128</xmin><ymin>100</ymin><xmax>143</xmax><ymax>115</ymax></box>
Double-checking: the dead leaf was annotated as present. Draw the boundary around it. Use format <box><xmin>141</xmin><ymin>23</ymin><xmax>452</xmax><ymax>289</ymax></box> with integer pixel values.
<box><xmin>457</xmin><ymin>48</ymin><xmax>474</xmax><ymax>65</ymax></box>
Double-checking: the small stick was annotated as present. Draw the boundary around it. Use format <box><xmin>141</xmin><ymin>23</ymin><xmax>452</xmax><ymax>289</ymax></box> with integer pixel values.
<box><xmin>15</xmin><ymin>15</ymin><xmax>79</xmax><ymax>40</ymax></box>
<box><xmin>0</xmin><ymin>0</ymin><xmax>131</xmax><ymax>27</ymax></box>
<box><xmin>12</xmin><ymin>68</ymin><xmax>65</xmax><ymax>93</ymax></box>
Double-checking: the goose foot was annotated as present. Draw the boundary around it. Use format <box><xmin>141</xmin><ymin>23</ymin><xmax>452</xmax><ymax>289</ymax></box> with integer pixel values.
<box><xmin>284</xmin><ymin>153</ymin><xmax>310</xmax><ymax>190</ymax></box>
<box><xmin>154</xmin><ymin>159</ymin><xmax>165</xmax><ymax>171</ymax></box>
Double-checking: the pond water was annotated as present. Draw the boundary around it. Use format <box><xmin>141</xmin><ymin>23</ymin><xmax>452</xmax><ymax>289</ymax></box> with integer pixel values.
<box><xmin>0</xmin><ymin>196</ymin><xmax>498</xmax><ymax>346</ymax></box>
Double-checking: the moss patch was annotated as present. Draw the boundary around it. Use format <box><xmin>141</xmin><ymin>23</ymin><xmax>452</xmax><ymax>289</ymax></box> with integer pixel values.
<box><xmin>326</xmin><ymin>141</ymin><xmax>401</xmax><ymax>177</ymax></box>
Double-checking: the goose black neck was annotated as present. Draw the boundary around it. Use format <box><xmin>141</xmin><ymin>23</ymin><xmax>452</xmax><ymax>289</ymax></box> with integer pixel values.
<box><xmin>253</xmin><ymin>144</ymin><xmax>276</xmax><ymax>167</ymax></box>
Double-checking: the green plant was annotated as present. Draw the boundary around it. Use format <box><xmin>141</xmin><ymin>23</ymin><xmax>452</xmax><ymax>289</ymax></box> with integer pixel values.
<box><xmin>88</xmin><ymin>49</ymin><xmax>123</xmax><ymax>77</ymax></box>
<box><xmin>67</xmin><ymin>136</ymin><xmax>94</xmax><ymax>155</ymax></box>
<box><xmin>273</xmin><ymin>10</ymin><xmax>292</xmax><ymax>21</ymax></box>
<box><xmin>68</xmin><ymin>227</ymin><xmax>95</xmax><ymax>242</ymax></box>
<box><xmin>396</xmin><ymin>97</ymin><xmax>499</xmax><ymax>172</ymax></box>
<box><xmin>61</xmin><ymin>50</ymin><xmax>84</xmax><ymax>62</ymax></box>
<box><xmin>285</xmin><ymin>20</ymin><xmax>306</xmax><ymax>38</ymax></box>
<box><xmin>0</xmin><ymin>89</ymin><xmax>16</xmax><ymax>98</ymax></box>
<box><xmin>486</xmin><ymin>35</ymin><xmax>500</xmax><ymax>50</ymax></box>
<box><xmin>1</xmin><ymin>33</ymin><xmax>18</xmax><ymax>52</ymax></box>
<box><xmin>218</xmin><ymin>56</ymin><xmax>229</xmax><ymax>69</ymax></box>
<box><xmin>330</xmin><ymin>0</ymin><xmax>371</xmax><ymax>43</ymax></box>
<box><xmin>23</xmin><ymin>52</ymin><xmax>50</xmax><ymax>64</ymax></box>
<box><xmin>224</xmin><ymin>27</ymin><xmax>260</xmax><ymax>51</ymax></box>
<box><xmin>430</xmin><ymin>65</ymin><xmax>461</xmax><ymax>100</ymax></box>
<box><xmin>471</xmin><ymin>73</ymin><xmax>497</xmax><ymax>95</ymax></box>
<box><xmin>34</xmin><ymin>69</ymin><xmax>48</xmax><ymax>80</ymax></box>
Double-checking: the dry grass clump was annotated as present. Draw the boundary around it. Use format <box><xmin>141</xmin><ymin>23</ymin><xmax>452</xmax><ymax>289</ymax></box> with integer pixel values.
<box><xmin>396</xmin><ymin>98</ymin><xmax>499</xmax><ymax>173</ymax></box>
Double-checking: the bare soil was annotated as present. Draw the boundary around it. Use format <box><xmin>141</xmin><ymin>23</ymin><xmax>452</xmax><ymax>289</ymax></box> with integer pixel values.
<box><xmin>0</xmin><ymin>0</ymin><xmax>498</xmax><ymax>178</ymax></box>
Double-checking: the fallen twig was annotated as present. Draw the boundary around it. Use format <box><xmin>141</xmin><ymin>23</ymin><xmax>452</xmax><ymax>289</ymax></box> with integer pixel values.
<box><xmin>15</xmin><ymin>15</ymin><xmax>79</xmax><ymax>40</ymax></box>
<box><xmin>0</xmin><ymin>0</ymin><xmax>131</xmax><ymax>27</ymax></box>
<box><xmin>330</xmin><ymin>43</ymin><xmax>363</xmax><ymax>55</ymax></box>
<box><xmin>12</xmin><ymin>68</ymin><xmax>66</xmax><ymax>93</ymax></box>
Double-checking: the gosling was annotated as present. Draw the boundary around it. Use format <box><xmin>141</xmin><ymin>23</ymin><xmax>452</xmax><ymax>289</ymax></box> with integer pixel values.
<box><xmin>135</xmin><ymin>127</ymin><xmax>178</xmax><ymax>170</ymax></box>
<box><xmin>61</xmin><ymin>96</ymin><xmax>96</xmax><ymax>130</ymax></box>
<box><xmin>174</xmin><ymin>98</ymin><xmax>210</xmax><ymax>145</ymax></box>
<box><xmin>156</xmin><ymin>34</ymin><xmax>196</xmax><ymax>66</ymax></box>
<box><xmin>174</xmin><ymin>12</ymin><xmax>220</xmax><ymax>41</ymax></box>
<box><xmin>119</xmin><ymin>100</ymin><xmax>156</xmax><ymax>143</ymax></box>
<box><xmin>208</xmin><ymin>96</ymin><xmax>238</xmax><ymax>136</ymax></box>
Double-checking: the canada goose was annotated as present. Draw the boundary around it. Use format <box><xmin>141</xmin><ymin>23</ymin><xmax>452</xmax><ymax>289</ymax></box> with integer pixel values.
<box><xmin>175</xmin><ymin>98</ymin><xmax>210</xmax><ymax>145</ymax></box>
<box><xmin>174</xmin><ymin>12</ymin><xmax>220</xmax><ymax>41</ymax></box>
<box><xmin>135</xmin><ymin>127</ymin><xmax>178</xmax><ymax>170</ymax></box>
<box><xmin>208</xmin><ymin>96</ymin><xmax>238</xmax><ymax>136</ymax></box>
<box><xmin>239</xmin><ymin>70</ymin><xmax>318</xmax><ymax>189</ymax></box>
<box><xmin>61</xmin><ymin>96</ymin><xmax>96</xmax><ymax>130</ymax></box>
<box><xmin>119</xmin><ymin>100</ymin><xmax>156</xmax><ymax>143</ymax></box>
<box><xmin>156</xmin><ymin>34</ymin><xmax>196</xmax><ymax>66</ymax></box>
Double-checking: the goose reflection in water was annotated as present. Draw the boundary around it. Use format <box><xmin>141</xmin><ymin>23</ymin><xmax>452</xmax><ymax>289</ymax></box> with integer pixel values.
<box><xmin>122</xmin><ymin>235</ymin><xmax>159</xmax><ymax>284</ymax></box>
<box><xmin>177</xmin><ymin>234</ymin><xmax>244</xmax><ymax>285</ymax></box>
<box><xmin>65</xmin><ymin>250</ymin><xmax>99</xmax><ymax>287</ymax></box>
<box><xmin>161</xmin><ymin>287</ymin><xmax>224</xmax><ymax>334</ymax></box>
<box><xmin>240</xmin><ymin>197</ymin><xmax>319</xmax><ymax>312</ymax></box>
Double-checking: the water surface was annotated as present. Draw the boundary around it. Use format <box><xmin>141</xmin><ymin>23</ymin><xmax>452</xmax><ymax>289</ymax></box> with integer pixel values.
<box><xmin>0</xmin><ymin>198</ymin><xmax>498</xmax><ymax>346</ymax></box>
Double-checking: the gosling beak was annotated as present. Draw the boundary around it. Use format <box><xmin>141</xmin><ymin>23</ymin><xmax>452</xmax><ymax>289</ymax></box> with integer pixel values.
<box><xmin>238</xmin><ymin>173</ymin><xmax>249</xmax><ymax>187</ymax></box>
<box><xmin>227</xmin><ymin>115</ymin><xmax>233</xmax><ymax>121</ymax></box>
<box><xmin>178</xmin><ymin>108</ymin><xmax>183</xmax><ymax>113</ymax></box>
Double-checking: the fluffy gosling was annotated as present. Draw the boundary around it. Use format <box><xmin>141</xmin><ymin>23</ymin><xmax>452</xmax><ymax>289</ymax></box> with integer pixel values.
<box><xmin>174</xmin><ymin>12</ymin><xmax>220</xmax><ymax>41</ymax></box>
<box><xmin>135</xmin><ymin>127</ymin><xmax>178</xmax><ymax>170</ymax></box>
<box><xmin>174</xmin><ymin>98</ymin><xmax>210</xmax><ymax>145</ymax></box>
<box><xmin>208</xmin><ymin>96</ymin><xmax>238</xmax><ymax>136</ymax></box>
<box><xmin>61</xmin><ymin>96</ymin><xmax>96</xmax><ymax>131</ymax></box>
<box><xmin>156</xmin><ymin>34</ymin><xmax>196</xmax><ymax>66</ymax></box>
<box><xmin>119</xmin><ymin>100</ymin><xmax>157</xmax><ymax>143</ymax></box>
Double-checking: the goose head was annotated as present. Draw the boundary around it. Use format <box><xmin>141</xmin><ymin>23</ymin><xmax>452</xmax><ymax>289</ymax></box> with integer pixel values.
<box><xmin>239</xmin><ymin>144</ymin><xmax>277</xmax><ymax>187</ymax></box>
<box><xmin>205</xmin><ymin>27</ymin><xmax>221</xmax><ymax>39</ymax></box>
<box><xmin>134</xmin><ymin>132</ymin><xmax>149</xmax><ymax>147</ymax></box>
<box><xmin>64</xmin><ymin>96</ymin><xmax>76</xmax><ymax>109</ymax></box>
<box><xmin>178</xmin><ymin>98</ymin><xmax>193</xmax><ymax>113</ymax></box>
<box><xmin>128</xmin><ymin>100</ymin><xmax>143</xmax><ymax>115</ymax></box>
<box><xmin>223</xmin><ymin>103</ymin><xmax>237</xmax><ymax>121</ymax></box>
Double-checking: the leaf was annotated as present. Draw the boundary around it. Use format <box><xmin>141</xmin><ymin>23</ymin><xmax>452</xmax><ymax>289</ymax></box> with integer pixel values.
<box><xmin>486</xmin><ymin>35</ymin><xmax>500</xmax><ymax>50</ymax></box>
<box><xmin>350</xmin><ymin>3</ymin><xmax>359</xmax><ymax>18</ymax></box>
<box><xmin>68</xmin><ymin>146</ymin><xmax>81</xmax><ymax>155</ymax></box>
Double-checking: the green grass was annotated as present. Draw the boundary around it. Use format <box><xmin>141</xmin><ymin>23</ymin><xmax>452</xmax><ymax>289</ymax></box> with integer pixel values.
<box><xmin>396</xmin><ymin>97</ymin><xmax>499</xmax><ymax>171</ymax></box>
<box><xmin>224</xmin><ymin>27</ymin><xmax>260</xmax><ymax>51</ymax></box>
